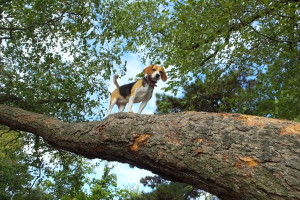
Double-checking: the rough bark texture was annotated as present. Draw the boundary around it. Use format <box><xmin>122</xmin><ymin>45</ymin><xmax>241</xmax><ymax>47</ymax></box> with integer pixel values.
<box><xmin>0</xmin><ymin>104</ymin><xmax>300</xmax><ymax>200</ymax></box>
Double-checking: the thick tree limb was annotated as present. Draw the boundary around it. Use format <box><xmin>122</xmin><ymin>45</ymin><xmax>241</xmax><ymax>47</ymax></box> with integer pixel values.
<box><xmin>0</xmin><ymin>104</ymin><xmax>299</xmax><ymax>200</ymax></box>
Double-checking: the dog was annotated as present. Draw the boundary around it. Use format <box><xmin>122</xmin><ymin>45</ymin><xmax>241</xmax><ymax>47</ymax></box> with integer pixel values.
<box><xmin>107</xmin><ymin>64</ymin><xmax>167</xmax><ymax>114</ymax></box>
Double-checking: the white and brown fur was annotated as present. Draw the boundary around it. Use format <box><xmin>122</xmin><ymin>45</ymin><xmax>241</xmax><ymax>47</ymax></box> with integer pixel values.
<box><xmin>107</xmin><ymin>65</ymin><xmax>167</xmax><ymax>114</ymax></box>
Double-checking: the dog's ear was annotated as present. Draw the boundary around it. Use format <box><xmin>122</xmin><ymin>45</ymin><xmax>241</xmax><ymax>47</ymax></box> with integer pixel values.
<box><xmin>161</xmin><ymin>67</ymin><xmax>167</xmax><ymax>82</ymax></box>
<box><xmin>143</xmin><ymin>65</ymin><xmax>154</xmax><ymax>75</ymax></box>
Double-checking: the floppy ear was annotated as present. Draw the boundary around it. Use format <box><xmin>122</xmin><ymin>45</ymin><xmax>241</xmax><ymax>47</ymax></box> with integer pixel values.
<box><xmin>161</xmin><ymin>67</ymin><xmax>167</xmax><ymax>82</ymax></box>
<box><xmin>143</xmin><ymin>65</ymin><xmax>154</xmax><ymax>75</ymax></box>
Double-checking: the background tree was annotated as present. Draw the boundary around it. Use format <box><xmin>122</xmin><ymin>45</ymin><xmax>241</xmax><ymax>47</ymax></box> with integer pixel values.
<box><xmin>0</xmin><ymin>0</ymin><xmax>128</xmax><ymax>120</ymax></box>
<box><xmin>0</xmin><ymin>129</ymin><xmax>51</xmax><ymax>200</ymax></box>
<box><xmin>99</xmin><ymin>0</ymin><xmax>299</xmax><ymax>120</ymax></box>
<box><xmin>1</xmin><ymin>1</ymin><xmax>299</xmax><ymax>118</ymax></box>
<box><xmin>0</xmin><ymin>127</ymin><xmax>131</xmax><ymax>199</ymax></box>
<box><xmin>88</xmin><ymin>163</ymin><xmax>130</xmax><ymax>200</ymax></box>
<box><xmin>136</xmin><ymin>175</ymin><xmax>206</xmax><ymax>200</ymax></box>
<box><xmin>156</xmin><ymin>69</ymin><xmax>256</xmax><ymax>114</ymax></box>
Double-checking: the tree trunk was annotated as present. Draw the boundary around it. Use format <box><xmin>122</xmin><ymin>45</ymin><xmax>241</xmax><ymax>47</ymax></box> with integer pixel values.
<box><xmin>0</xmin><ymin>105</ymin><xmax>299</xmax><ymax>200</ymax></box>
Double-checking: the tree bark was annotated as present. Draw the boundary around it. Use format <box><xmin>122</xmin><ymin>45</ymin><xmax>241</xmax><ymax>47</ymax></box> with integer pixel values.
<box><xmin>0</xmin><ymin>104</ymin><xmax>299</xmax><ymax>200</ymax></box>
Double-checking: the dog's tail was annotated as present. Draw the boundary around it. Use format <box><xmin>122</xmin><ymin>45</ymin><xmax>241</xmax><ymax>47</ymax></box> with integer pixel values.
<box><xmin>113</xmin><ymin>74</ymin><xmax>120</xmax><ymax>89</ymax></box>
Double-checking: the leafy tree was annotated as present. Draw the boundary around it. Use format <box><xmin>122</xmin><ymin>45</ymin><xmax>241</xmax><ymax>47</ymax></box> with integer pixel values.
<box><xmin>0</xmin><ymin>130</ymin><xmax>29</xmax><ymax>199</ymax></box>
<box><xmin>0</xmin><ymin>128</ymin><xmax>132</xmax><ymax>200</ymax></box>
<box><xmin>0</xmin><ymin>129</ymin><xmax>51</xmax><ymax>200</ymax></box>
<box><xmin>1</xmin><ymin>0</ymin><xmax>128</xmax><ymax>121</ymax></box>
<box><xmin>2</xmin><ymin>1</ymin><xmax>299</xmax><ymax>119</ymax></box>
<box><xmin>41</xmin><ymin>152</ymin><xmax>93</xmax><ymax>199</ymax></box>
<box><xmin>156</xmin><ymin>69</ymin><xmax>256</xmax><ymax>114</ymax></box>
<box><xmin>88</xmin><ymin>163</ymin><xmax>129</xmax><ymax>200</ymax></box>
<box><xmin>42</xmin><ymin>161</ymin><xmax>129</xmax><ymax>200</ymax></box>
<box><xmin>137</xmin><ymin>175</ymin><xmax>205</xmax><ymax>200</ymax></box>
<box><xmin>94</xmin><ymin>0</ymin><xmax>300</xmax><ymax>120</ymax></box>
<box><xmin>140</xmin><ymin>175</ymin><xmax>170</xmax><ymax>189</ymax></box>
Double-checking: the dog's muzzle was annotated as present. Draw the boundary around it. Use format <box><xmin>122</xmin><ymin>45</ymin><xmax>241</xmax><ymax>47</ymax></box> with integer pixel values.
<box><xmin>155</xmin><ymin>73</ymin><xmax>160</xmax><ymax>80</ymax></box>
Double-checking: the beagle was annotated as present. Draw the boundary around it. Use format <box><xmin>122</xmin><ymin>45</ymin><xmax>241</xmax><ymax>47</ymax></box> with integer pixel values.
<box><xmin>107</xmin><ymin>64</ymin><xmax>167</xmax><ymax>114</ymax></box>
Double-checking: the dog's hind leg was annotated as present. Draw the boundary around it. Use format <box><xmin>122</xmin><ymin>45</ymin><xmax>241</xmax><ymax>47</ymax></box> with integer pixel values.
<box><xmin>107</xmin><ymin>98</ymin><xmax>117</xmax><ymax>115</ymax></box>
<box><xmin>118</xmin><ymin>104</ymin><xmax>126</xmax><ymax>112</ymax></box>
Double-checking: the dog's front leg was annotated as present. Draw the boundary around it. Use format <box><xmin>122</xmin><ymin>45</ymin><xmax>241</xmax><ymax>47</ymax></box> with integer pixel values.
<box><xmin>137</xmin><ymin>101</ymin><xmax>148</xmax><ymax>114</ymax></box>
<box><xmin>127</xmin><ymin>95</ymin><xmax>135</xmax><ymax>113</ymax></box>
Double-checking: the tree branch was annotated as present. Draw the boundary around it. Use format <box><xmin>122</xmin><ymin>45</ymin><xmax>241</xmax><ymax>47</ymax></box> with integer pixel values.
<box><xmin>0</xmin><ymin>104</ymin><xmax>299</xmax><ymax>200</ymax></box>
<box><xmin>0</xmin><ymin>11</ymin><xmax>66</xmax><ymax>41</ymax></box>
<box><xmin>0</xmin><ymin>94</ymin><xmax>22</xmax><ymax>103</ymax></box>
<box><xmin>246</xmin><ymin>24</ymin><xmax>300</xmax><ymax>44</ymax></box>
<box><xmin>0</xmin><ymin>93</ymin><xmax>73</xmax><ymax>105</ymax></box>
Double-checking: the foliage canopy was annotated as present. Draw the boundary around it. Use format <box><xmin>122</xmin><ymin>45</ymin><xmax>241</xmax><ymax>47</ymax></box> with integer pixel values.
<box><xmin>1</xmin><ymin>0</ymin><xmax>299</xmax><ymax>120</ymax></box>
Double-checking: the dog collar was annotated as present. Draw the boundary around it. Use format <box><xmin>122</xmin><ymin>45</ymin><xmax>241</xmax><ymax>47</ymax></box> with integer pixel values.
<box><xmin>143</xmin><ymin>76</ymin><xmax>157</xmax><ymax>87</ymax></box>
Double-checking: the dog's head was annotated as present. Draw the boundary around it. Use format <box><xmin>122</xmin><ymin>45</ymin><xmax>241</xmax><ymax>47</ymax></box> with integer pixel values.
<box><xmin>143</xmin><ymin>64</ymin><xmax>167</xmax><ymax>82</ymax></box>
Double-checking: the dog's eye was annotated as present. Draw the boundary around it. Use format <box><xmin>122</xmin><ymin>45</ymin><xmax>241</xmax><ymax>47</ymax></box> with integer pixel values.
<box><xmin>152</xmin><ymin>68</ymin><xmax>156</xmax><ymax>71</ymax></box>
<box><xmin>159</xmin><ymin>71</ymin><xmax>163</xmax><ymax>74</ymax></box>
